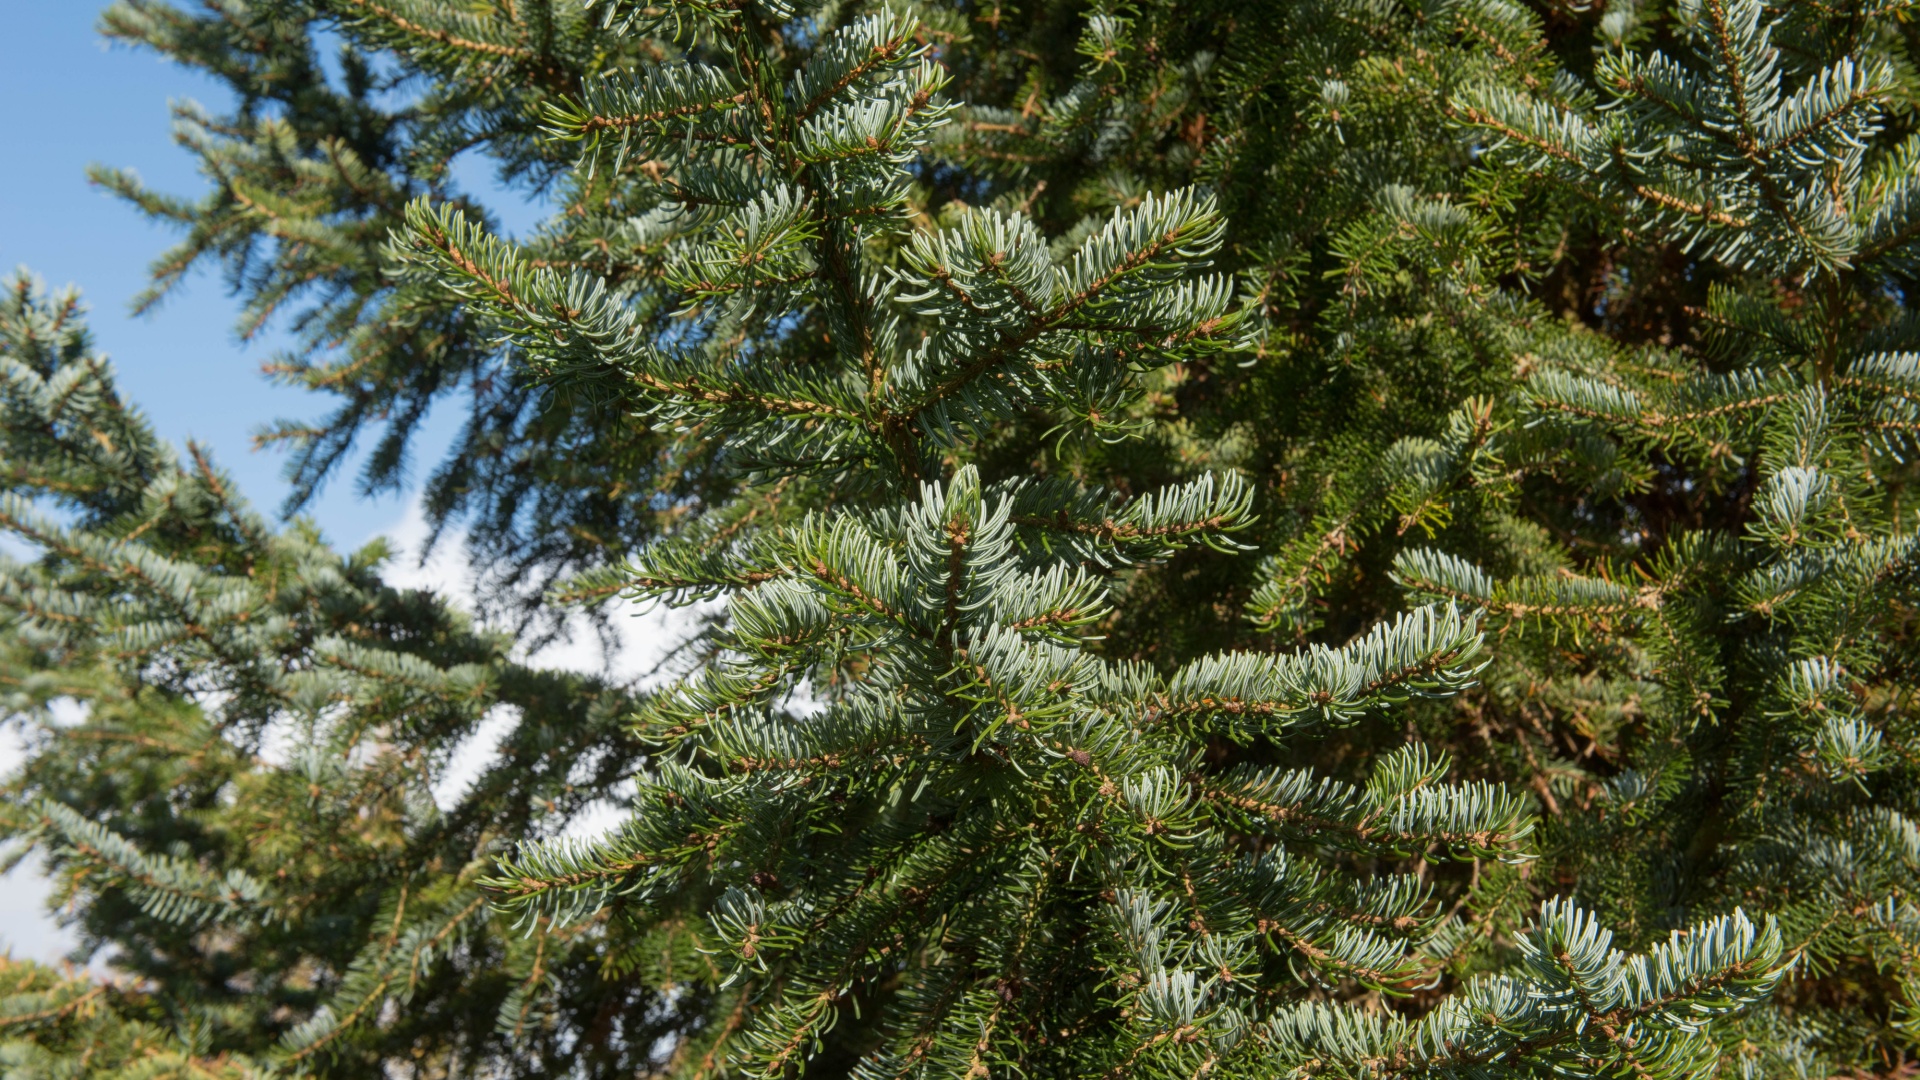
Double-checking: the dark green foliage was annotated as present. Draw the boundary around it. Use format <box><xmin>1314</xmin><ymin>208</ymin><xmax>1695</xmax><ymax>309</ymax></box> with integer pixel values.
<box><xmin>0</xmin><ymin>275</ymin><xmax>673</xmax><ymax>1074</ymax></box>
<box><xmin>14</xmin><ymin>0</ymin><xmax>1920</xmax><ymax>1077</ymax></box>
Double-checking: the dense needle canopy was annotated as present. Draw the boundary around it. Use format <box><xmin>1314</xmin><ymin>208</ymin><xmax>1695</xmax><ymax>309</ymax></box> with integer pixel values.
<box><xmin>4</xmin><ymin>1</ymin><xmax>1920</xmax><ymax>1078</ymax></box>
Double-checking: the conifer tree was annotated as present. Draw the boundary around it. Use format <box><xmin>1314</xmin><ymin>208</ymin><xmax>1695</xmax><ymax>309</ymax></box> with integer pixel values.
<box><xmin>13</xmin><ymin>0</ymin><xmax>1920</xmax><ymax>1077</ymax></box>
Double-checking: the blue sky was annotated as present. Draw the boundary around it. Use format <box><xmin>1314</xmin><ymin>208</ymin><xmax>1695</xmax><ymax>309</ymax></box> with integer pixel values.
<box><xmin>0</xmin><ymin>3</ymin><xmax>546</xmax><ymax>547</ymax></box>
<box><xmin>5</xmin><ymin>4</ymin><xmax>380</xmax><ymax>541</ymax></box>
<box><xmin>0</xmin><ymin>3</ymin><xmax>551</xmax><ymax>963</ymax></box>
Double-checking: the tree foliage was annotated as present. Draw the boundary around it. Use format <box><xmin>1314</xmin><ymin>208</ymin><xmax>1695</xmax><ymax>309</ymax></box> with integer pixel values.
<box><xmin>11</xmin><ymin>0</ymin><xmax>1920</xmax><ymax>1076</ymax></box>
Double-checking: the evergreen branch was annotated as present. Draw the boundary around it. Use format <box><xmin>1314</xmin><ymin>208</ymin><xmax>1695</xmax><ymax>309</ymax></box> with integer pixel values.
<box><xmin>1163</xmin><ymin>605</ymin><xmax>1485</xmax><ymax>729</ymax></box>
<box><xmin>34</xmin><ymin>799</ymin><xmax>270</xmax><ymax>927</ymax></box>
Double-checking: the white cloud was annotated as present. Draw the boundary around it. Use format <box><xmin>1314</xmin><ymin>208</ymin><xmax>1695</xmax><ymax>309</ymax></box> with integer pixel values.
<box><xmin>0</xmin><ymin>698</ymin><xmax>91</xmax><ymax>964</ymax></box>
<box><xmin>429</xmin><ymin>703</ymin><xmax>522</xmax><ymax>812</ymax></box>
<box><xmin>376</xmin><ymin>499</ymin><xmax>713</xmax><ymax>833</ymax></box>
<box><xmin>376</xmin><ymin>496</ymin><xmax>712</xmax><ymax>682</ymax></box>
<box><xmin>0</xmin><ymin>723</ymin><xmax>80</xmax><ymax>966</ymax></box>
